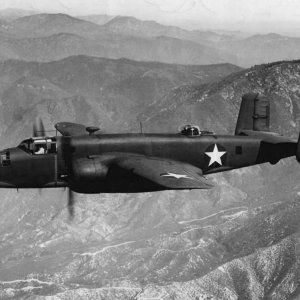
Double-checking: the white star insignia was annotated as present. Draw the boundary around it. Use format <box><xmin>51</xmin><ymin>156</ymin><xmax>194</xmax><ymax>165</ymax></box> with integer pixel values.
<box><xmin>160</xmin><ymin>172</ymin><xmax>192</xmax><ymax>179</ymax></box>
<box><xmin>205</xmin><ymin>144</ymin><xmax>226</xmax><ymax>167</ymax></box>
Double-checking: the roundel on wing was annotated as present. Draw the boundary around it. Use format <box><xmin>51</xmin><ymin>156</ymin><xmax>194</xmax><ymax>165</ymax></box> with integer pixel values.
<box><xmin>204</xmin><ymin>143</ymin><xmax>227</xmax><ymax>168</ymax></box>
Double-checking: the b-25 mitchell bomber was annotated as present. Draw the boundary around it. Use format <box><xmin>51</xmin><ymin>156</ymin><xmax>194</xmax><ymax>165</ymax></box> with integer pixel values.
<box><xmin>0</xmin><ymin>93</ymin><xmax>299</xmax><ymax>216</ymax></box>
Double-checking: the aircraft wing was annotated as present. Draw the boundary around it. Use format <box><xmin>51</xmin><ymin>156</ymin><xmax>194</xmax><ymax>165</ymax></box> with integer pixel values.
<box><xmin>114</xmin><ymin>154</ymin><xmax>213</xmax><ymax>189</ymax></box>
<box><xmin>55</xmin><ymin>122</ymin><xmax>87</xmax><ymax>136</ymax></box>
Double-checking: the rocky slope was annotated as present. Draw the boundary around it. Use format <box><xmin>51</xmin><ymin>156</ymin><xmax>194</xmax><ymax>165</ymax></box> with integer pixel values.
<box><xmin>0</xmin><ymin>59</ymin><xmax>299</xmax><ymax>299</ymax></box>
<box><xmin>141</xmin><ymin>60</ymin><xmax>300</xmax><ymax>135</ymax></box>
<box><xmin>0</xmin><ymin>199</ymin><xmax>299</xmax><ymax>299</ymax></box>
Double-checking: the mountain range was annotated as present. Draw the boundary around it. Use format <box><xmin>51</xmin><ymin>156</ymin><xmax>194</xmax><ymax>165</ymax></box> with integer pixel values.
<box><xmin>0</xmin><ymin>12</ymin><xmax>300</xmax><ymax>66</ymax></box>
<box><xmin>0</xmin><ymin>32</ymin><xmax>235</xmax><ymax>65</ymax></box>
<box><xmin>0</xmin><ymin>8</ymin><xmax>38</xmax><ymax>21</ymax></box>
<box><xmin>0</xmin><ymin>7</ymin><xmax>299</xmax><ymax>300</ymax></box>
<box><xmin>0</xmin><ymin>56</ymin><xmax>299</xmax><ymax>298</ymax></box>
<box><xmin>78</xmin><ymin>14</ymin><xmax>115</xmax><ymax>25</ymax></box>
<box><xmin>102</xmin><ymin>15</ymin><xmax>233</xmax><ymax>44</ymax></box>
<box><xmin>0</xmin><ymin>55</ymin><xmax>240</xmax><ymax>146</ymax></box>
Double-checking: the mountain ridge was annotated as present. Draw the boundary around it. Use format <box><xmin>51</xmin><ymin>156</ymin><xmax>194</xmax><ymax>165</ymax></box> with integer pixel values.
<box><xmin>0</xmin><ymin>30</ymin><xmax>237</xmax><ymax>65</ymax></box>
<box><xmin>0</xmin><ymin>55</ymin><xmax>241</xmax><ymax>147</ymax></box>
<box><xmin>141</xmin><ymin>59</ymin><xmax>300</xmax><ymax>135</ymax></box>
<box><xmin>1</xmin><ymin>13</ymin><xmax>300</xmax><ymax>67</ymax></box>
<box><xmin>0</xmin><ymin>8</ymin><xmax>38</xmax><ymax>21</ymax></box>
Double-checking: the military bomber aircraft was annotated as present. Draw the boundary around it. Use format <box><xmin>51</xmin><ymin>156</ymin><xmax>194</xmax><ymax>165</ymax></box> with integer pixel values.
<box><xmin>0</xmin><ymin>93</ymin><xmax>299</xmax><ymax>216</ymax></box>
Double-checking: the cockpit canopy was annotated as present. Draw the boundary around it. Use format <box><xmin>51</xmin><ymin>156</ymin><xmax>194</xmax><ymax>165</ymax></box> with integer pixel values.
<box><xmin>18</xmin><ymin>137</ymin><xmax>57</xmax><ymax>155</ymax></box>
<box><xmin>180</xmin><ymin>124</ymin><xmax>214</xmax><ymax>137</ymax></box>
<box><xmin>180</xmin><ymin>124</ymin><xmax>200</xmax><ymax>136</ymax></box>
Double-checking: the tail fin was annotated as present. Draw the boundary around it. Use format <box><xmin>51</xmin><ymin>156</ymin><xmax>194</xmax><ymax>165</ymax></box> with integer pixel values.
<box><xmin>235</xmin><ymin>93</ymin><xmax>270</xmax><ymax>135</ymax></box>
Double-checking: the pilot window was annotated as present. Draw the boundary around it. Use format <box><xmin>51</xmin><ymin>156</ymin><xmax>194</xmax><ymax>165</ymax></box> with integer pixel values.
<box><xmin>0</xmin><ymin>151</ymin><xmax>10</xmax><ymax>166</ymax></box>
<box><xmin>18</xmin><ymin>138</ymin><xmax>57</xmax><ymax>155</ymax></box>
<box><xmin>33</xmin><ymin>142</ymin><xmax>47</xmax><ymax>155</ymax></box>
<box><xmin>33</xmin><ymin>138</ymin><xmax>57</xmax><ymax>155</ymax></box>
<box><xmin>18</xmin><ymin>140</ymin><xmax>30</xmax><ymax>152</ymax></box>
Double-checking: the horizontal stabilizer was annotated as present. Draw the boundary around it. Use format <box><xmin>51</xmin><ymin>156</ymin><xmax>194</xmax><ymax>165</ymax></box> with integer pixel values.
<box><xmin>239</xmin><ymin>130</ymin><xmax>296</xmax><ymax>144</ymax></box>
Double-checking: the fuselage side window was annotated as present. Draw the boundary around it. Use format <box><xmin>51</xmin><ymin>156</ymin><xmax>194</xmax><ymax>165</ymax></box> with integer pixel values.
<box><xmin>33</xmin><ymin>138</ymin><xmax>57</xmax><ymax>155</ymax></box>
<box><xmin>235</xmin><ymin>146</ymin><xmax>242</xmax><ymax>155</ymax></box>
<box><xmin>34</xmin><ymin>141</ymin><xmax>47</xmax><ymax>155</ymax></box>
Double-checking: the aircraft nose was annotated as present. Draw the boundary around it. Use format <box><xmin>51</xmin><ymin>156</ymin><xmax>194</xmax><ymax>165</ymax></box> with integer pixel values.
<box><xmin>0</xmin><ymin>149</ymin><xmax>15</xmax><ymax>188</ymax></box>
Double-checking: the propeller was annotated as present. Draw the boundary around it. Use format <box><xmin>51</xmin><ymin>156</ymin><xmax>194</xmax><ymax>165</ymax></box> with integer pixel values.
<box><xmin>31</xmin><ymin>118</ymin><xmax>78</xmax><ymax>221</ymax></box>
<box><xmin>67</xmin><ymin>188</ymin><xmax>76</xmax><ymax>220</ymax></box>
<box><xmin>33</xmin><ymin>118</ymin><xmax>46</xmax><ymax>137</ymax></box>
<box><xmin>59</xmin><ymin>130</ymin><xmax>77</xmax><ymax>220</ymax></box>
<box><xmin>50</xmin><ymin>188</ymin><xmax>76</xmax><ymax>221</ymax></box>
<box><xmin>32</xmin><ymin>118</ymin><xmax>46</xmax><ymax>195</ymax></box>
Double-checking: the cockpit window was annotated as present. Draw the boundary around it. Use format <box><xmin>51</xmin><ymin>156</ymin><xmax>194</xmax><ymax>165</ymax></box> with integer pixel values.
<box><xmin>180</xmin><ymin>125</ymin><xmax>201</xmax><ymax>136</ymax></box>
<box><xmin>18</xmin><ymin>139</ymin><xmax>31</xmax><ymax>153</ymax></box>
<box><xmin>18</xmin><ymin>137</ymin><xmax>57</xmax><ymax>155</ymax></box>
<box><xmin>33</xmin><ymin>141</ymin><xmax>47</xmax><ymax>155</ymax></box>
<box><xmin>0</xmin><ymin>151</ymin><xmax>10</xmax><ymax>166</ymax></box>
<box><xmin>179</xmin><ymin>124</ymin><xmax>215</xmax><ymax>137</ymax></box>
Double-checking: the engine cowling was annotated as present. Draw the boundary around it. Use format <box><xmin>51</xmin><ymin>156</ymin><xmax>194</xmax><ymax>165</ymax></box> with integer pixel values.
<box><xmin>71</xmin><ymin>157</ymin><xmax>109</xmax><ymax>183</ymax></box>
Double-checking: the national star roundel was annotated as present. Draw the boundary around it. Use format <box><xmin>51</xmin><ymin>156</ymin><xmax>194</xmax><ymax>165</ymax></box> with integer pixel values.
<box><xmin>204</xmin><ymin>143</ymin><xmax>227</xmax><ymax>168</ymax></box>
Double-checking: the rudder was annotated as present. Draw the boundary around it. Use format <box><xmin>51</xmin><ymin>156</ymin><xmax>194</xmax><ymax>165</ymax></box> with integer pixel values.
<box><xmin>235</xmin><ymin>93</ymin><xmax>270</xmax><ymax>135</ymax></box>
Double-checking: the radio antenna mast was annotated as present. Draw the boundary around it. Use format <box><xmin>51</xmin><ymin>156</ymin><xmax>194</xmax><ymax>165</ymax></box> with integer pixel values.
<box><xmin>139</xmin><ymin>121</ymin><xmax>143</xmax><ymax>134</ymax></box>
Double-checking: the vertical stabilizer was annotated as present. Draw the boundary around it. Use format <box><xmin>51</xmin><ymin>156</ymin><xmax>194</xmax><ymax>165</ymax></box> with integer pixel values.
<box><xmin>235</xmin><ymin>93</ymin><xmax>270</xmax><ymax>135</ymax></box>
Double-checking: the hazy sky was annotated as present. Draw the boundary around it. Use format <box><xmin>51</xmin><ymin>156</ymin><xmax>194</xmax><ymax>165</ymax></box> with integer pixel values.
<box><xmin>2</xmin><ymin>0</ymin><xmax>300</xmax><ymax>31</ymax></box>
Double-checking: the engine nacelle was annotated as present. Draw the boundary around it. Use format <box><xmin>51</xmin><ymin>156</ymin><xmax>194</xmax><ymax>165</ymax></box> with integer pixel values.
<box><xmin>71</xmin><ymin>157</ymin><xmax>109</xmax><ymax>183</ymax></box>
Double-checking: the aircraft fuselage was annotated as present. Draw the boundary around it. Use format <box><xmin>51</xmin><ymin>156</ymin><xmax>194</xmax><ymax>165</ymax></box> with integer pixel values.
<box><xmin>0</xmin><ymin>132</ymin><xmax>294</xmax><ymax>193</ymax></box>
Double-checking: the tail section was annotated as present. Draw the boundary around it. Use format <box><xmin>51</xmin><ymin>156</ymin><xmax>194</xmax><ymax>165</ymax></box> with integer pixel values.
<box><xmin>235</xmin><ymin>93</ymin><xmax>270</xmax><ymax>135</ymax></box>
<box><xmin>236</xmin><ymin>93</ymin><xmax>299</xmax><ymax>165</ymax></box>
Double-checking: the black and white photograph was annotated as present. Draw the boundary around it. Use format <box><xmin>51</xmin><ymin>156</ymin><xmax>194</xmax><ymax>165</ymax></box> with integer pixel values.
<box><xmin>0</xmin><ymin>0</ymin><xmax>299</xmax><ymax>299</ymax></box>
